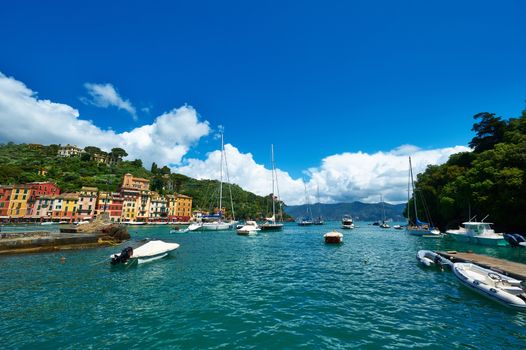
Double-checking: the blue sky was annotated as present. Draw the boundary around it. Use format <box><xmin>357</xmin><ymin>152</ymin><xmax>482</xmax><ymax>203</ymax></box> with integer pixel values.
<box><xmin>0</xmin><ymin>1</ymin><xmax>525</xmax><ymax>204</ymax></box>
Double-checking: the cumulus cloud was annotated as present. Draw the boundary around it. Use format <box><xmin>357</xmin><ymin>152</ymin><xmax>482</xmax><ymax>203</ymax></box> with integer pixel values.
<box><xmin>175</xmin><ymin>144</ymin><xmax>470</xmax><ymax>205</ymax></box>
<box><xmin>0</xmin><ymin>71</ymin><xmax>469</xmax><ymax>205</ymax></box>
<box><xmin>82</xmin><ymin>82</ymin><xmax>138</xmax><ymax>120</ymax></box>
<box><xmin>0</xmin><ymin>72</ymin><xmax>210</xmax><ymax>167</ymax></box>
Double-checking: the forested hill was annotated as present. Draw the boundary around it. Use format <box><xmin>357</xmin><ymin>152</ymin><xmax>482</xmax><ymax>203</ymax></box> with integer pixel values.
<box><xmin>412</xmin><ymin>108</ymin><xmax>526</xmax><ymax>233</ymax></box>
<box><xmin>0</xmin><ymin>142</ymin><xmax>282</xmax><ymax>219</ymax></box>
<box><xmin>285</xmin><ymin>202</ymin><xmax>406</xmax><ymax>221</ymax></box>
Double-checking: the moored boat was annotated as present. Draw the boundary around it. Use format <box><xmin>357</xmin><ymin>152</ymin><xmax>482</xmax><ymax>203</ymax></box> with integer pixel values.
<box><xmin>416</xmin><ymin>250</ymin><xmax>453</xmax><ymax>268</ymax></box>
<box><xmin>393</xmin><ymin>225</ymin><xmax>403</xmax><ymax>230</ymax></box>
<box><xmin>110</xmin><ymin>240</ymin><xmax>180</xmax><ymax>266</ymax></box>
<box><xmin>341</xmin><ymin>215</ymin><xmax>354</xmax><ymax>229</ymax></box>
<box><xmin>406</xmin><ymin>157</ymin><xmax>440</xmax><ymax>236</ymax></box>
<box><xmin>446</xmin><ymin>221</ymin><xmax>508</xmax><ymax>246</ymax></box>
<box><xmin>324</xmin><ymin>230</ymin><xmax>343</xmax><ymax>244</ymax></box>
<box><xmin>236</xmin><ymin>221</ymin><xmax>260</xmax><ymax>236</ymax></box>
<box><xmin>260</xmin><ymin>144</ymin><xmax>284</xmax><ymax>231</ymax></box>
<box><xmin>453</xmin><ymin>262</ymin><xmax>526</xmax><ymax>309</ymax></box>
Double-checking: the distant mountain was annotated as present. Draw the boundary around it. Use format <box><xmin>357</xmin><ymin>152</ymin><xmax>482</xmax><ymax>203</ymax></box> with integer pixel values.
<box><xmin>285</xmin><ymin>201</ymin><xmax>406</xmax><ymax>222</ymax></box>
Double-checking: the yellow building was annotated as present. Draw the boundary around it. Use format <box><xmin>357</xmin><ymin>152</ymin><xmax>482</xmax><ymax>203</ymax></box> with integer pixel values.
<box><xmin>51</xmin><ymin>193</ymin><xmax>79</xmax><ymax>221</ymax></box>
<box><xmin>7</xmin><ymin>185</ymin><xmax>32</xmax><ymax>218</ymax></box>
<box><xmin>175</xmin><ymin>194</ymin><xmax>192</xmax><ymax>221</ymax></box>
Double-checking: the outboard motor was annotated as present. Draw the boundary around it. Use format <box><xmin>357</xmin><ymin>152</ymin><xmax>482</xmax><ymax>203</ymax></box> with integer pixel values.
<box><xmin>513</xmin><ymin>234</ymin><xmax>526</xmax><ymax>245</ymax></box>
<box><xmin>111</xmin><ymin>246</ymin><xmax>134</xmax><ymax>265</ymax></box>
<box><xmin>504</xmin><ymin>233</ymin><xmax>519</xmax><ymax>247</ymax></box>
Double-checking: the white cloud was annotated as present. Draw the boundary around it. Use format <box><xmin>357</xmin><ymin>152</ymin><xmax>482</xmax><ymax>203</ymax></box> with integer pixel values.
<box><xmin>175</xmin><ymin>143</ymin><xmax>470</xmax><ymax>205</ymax></box>
<box><xmin>82</xmin><ymin>82</ymin><xmax>138</xmax><ymax>121</ymax></box>
<box><xmin>0</xmin><ymin>72</ymin><xmax>210</xmax><ymax>167</ymax></box>
<box><xmin>0</xmin><ymin>71</ymin><xmax>470</xmax><ymax>205</ymax></box>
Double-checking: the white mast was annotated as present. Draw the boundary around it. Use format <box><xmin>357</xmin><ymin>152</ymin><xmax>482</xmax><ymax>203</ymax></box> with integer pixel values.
<box><xmin>219</xmin><ymin>131</ymin><xmax>224</xmax><ymax>219</ymax></box>
<box><xmin>271</xmin><ymin>144</ymin><xmax>276</xmax><ymax>223</ymax></box>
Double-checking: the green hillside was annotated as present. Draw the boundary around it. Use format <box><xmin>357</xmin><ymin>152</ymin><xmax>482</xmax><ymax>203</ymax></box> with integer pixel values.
<box><xmin>0</xmin><ymin>142</ymin><xmax>285</xmax><ymax>220</ymax></box>
<box><xmin>411</xmin><ymin>108</ymin><xmax>526</xmax><ymax>233</ymax></box>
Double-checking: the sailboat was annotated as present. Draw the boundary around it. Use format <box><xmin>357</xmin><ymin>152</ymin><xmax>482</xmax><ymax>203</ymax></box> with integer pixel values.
<box><xmin>379</xmin><ymin>195</ymin><xmax>390</xmax><ymax>228</ymax></box>
<box><xmin>406</xmin><ymin>157</ymin><xmax>440</xmax><ymax>236</ymax></box>
<box><xmin>313</xmin><ymin>185</ymin><xmax>324</xmax><ymax>225</ymax></box>
<box><xmin>199</xmin><ymin>131</ymin><xmax>236</xmax><ymax>231</ymax></box>
<box><xmin>297</xmin><ymin>181</ymin><xmax>313</xmax><ymax>226</ymax></box>
<box><xmin>260</xmin><ymin>144</ymin><xmax>284</xmax><ymax>231</ymax></box>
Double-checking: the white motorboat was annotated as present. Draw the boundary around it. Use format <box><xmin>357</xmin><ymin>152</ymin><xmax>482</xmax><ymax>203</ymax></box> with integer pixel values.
<box><xmin>416</xmin><ymin>250</ymin><xmax>453</xmax><ymax>268</ymax></box>
<box><xmin>324</xmin><ymin>230</ymin><xmax>343</xmax><ymax>244</ymax></box>
<box><xmin>453</xmin><ymin>262</ymin><xmax>526</xmax><ymax>309</ymax></box>
<box><xmin>236</xmin><ymin>221</ymin><xmax>260</xmax><ymax>236</ymax></box>
<box><xmin>110</xmin><ymin>240</ymin><xmax>180</xmax><ymax>266</ymax></box>
<box><xmin>393</xmin><ymin>225</ymin><xmax>403</xmax><ymax>230</ymax></box>
<box><xmin>446</xmin><ymin>221</ymin><xmax>508</xmax><ymax>246</ymax></box>
<box><xmin>341</xmin><ymin>215</ymin><xmax>354</xmax><ymax>229</ymax></box>
<box><xmin>126</xmin><ymin>221</ymin><xmax>146</xmax><ymax>225</ymax></box>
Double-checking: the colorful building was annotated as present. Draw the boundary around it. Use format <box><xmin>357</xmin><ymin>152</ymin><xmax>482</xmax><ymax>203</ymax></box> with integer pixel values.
<box><xmin>96</xmin><ymin>191</ymin><xmax>123</xmax><ymax>222</ymax></box>
<box><xmin>174</xmin><ymin>194</ymin><xmax>192</xmax><ymax>221</ymax></box>
<box><xmin>121</xmin><ymin>173</ymin><xmax>150</xmax><ymax>191</ymax></box>
<box><xmin>149</xmin><ymin>193</ymin><xmax>168</xmax><ymax>222</ymax></box>
<box><xmin>77</xmin><ymin>187</ymin><xmax>98</xmax><ymax>220</ymax></box>
<box><xmin>32</xmin><ymin>195</ymin><xmax>55</xmax><ymax>221</ymax></box>
<box><xmin>7</xmin><ymin>185</ymin><xmax>32</xmax><ymax>219</ymax></box>
<box><xmin>51</xmin><ymin>193</ymin><xmax>79</xmax><ymax>222</ymax></box>
<box><xmin>0</xmin><ymin>186</ymin><xmax>13</xmax><ymax>221</ymax></box>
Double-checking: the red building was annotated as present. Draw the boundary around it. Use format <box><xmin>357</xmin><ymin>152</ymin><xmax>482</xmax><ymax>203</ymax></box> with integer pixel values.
<box><xmin>28</xmin><ymin>182</ymin><xmax>61</xmax><ymax>197</ymax></box>
<box><xmin>0</xmin><ymin>186</ymin><xmax>13</xmax><ymax>221</ymax></box>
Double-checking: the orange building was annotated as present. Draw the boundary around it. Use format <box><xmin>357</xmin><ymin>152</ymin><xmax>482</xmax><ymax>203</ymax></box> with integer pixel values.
<box><xmin>121</xmin><ymin>173</ymin><xmax>150</xmax><ymax>191</ymax></box>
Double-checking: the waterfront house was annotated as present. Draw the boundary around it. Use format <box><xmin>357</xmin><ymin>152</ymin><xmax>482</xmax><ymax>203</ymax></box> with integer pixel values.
<box><xmin>175</xmin><ymin>194</ymin><xmax>193</xmax><ymax>222</ymax></box>
<box><xmin>7</xmin><ymin>185</ymin><xmax>32</xmax><ymax>219</ymax></box>
<box><xmin>96</xmin><ymin>191</ymin><xmax>123</xmax><ymax>222</ymax></box>
<box><xmin>149</xmin><ymin>192</ymin><xmax>168</xmax><ymax>222</ymax></box>
<box><xmin>51</xmin><ymin>193</ymin><xmax>79</xmax><ymax>222</ymax></box>
<box><xmin>0</xmin><ymin>186</ymin><xmax>13</xmax><ymax>222</ymax></box>
<box><xmin>77</xmin><ymin>187</ymin><xmax>98</xmax><ymax>220</ymax></box>
<box><xmin>32</xmin><ymin>195</ymin><xmax>55</xmax><ymax>221</ymax></box>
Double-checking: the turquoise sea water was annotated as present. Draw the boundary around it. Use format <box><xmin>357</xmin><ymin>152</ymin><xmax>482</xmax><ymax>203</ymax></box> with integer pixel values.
<box><xmin>2</xmin><ymin>222</ymin><xmax>526</xmax><ymax>349</ymax></box>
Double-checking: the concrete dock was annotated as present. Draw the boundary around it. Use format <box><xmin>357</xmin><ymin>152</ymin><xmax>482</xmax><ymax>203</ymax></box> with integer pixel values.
<box><xmin>0</xmin><ymin>224</ymin><xmax>129</xmax><ymax>254</ymax></box>
<box><xmin>437</xmin><ymin>251</ymin><xmax>526</xmax><ymax>280</ymax></box>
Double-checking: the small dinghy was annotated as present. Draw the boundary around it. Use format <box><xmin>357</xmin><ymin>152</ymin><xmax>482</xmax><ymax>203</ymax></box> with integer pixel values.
<box><xmin>416</xmin><ymin>250</ymin><xmax>453</xmax><ymax>268</ymax></box>
<box><xmin>453</xmin><ymin>262</ymin><xmax>526</xmax><ymax>309</ymax></box>
<box><xmin>324</xmin><ymin>230</ymin><xmax>343</xmax><ymax>244</ymax></box>
<box><xmin>110</xmin><ymin>240</ymin><xmax>180</xmax><ymax>266</ymax></box>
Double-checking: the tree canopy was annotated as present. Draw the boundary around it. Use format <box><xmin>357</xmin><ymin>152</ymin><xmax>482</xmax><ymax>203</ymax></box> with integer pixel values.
<box><xmin>411</xmin><ymin>106</ymin><xmax>526</xmax><ymax>233</ymax></box>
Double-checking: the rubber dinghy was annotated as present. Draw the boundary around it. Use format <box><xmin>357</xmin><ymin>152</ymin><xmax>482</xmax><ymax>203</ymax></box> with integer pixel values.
<box><xmin>111</xmin><ymin>240</ymin><xmax>180</xmax><ymax>266</ymax></box>
<box><xmin>453</xmin><ymin>262</ymin><xmax>526</xmax><ymax>309</ymax></box>
<box><xmin>416</xmin><ymin>250</ymin><xmax>453</xmax><ymax>268</ymax></box>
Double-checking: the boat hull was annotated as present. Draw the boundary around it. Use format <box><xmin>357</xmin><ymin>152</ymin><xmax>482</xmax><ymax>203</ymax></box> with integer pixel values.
<box><xmin>453</xmin><ymin>263</ymin><xmax>526</xmax><ymax>308</ymax></box>
<box><xmin>324</xmin><ymin>231</ymin><xmax>343</xmax><ymax>244</ymax></box>
<box><xmin>260</xmin><ymin>224</ymin><xmax>283</xmax><ymax>231</ymax></box>
<box><xmin>406</xmin><ymin>228</ymin><xmax>440</xmax><ymax>236</ymax></box>
<box><xmin>447</xmin><ymin>233</ymin><xmax>508</xmax><ymax>246</ymax></box>
<box><xmin>199</xmin><ymin>223</ymin><xmax>232</xmax><ymax>231</ymax></box>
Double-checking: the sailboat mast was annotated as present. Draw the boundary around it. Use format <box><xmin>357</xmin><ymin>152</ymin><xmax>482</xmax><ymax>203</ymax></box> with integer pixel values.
<box><xmin>409</xmin><ymin>156</ymin><xmax>418</xmax><ymax>223</ymax></box>
<box><xmin>219</xmin><ymin>131</ymin><xmax>224</xmax><ymax>219</ymax></box>
<box><xmin>271</xmin><ymin>144</ymin><xmax>276</xmax><ymax>222</ymax></box>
